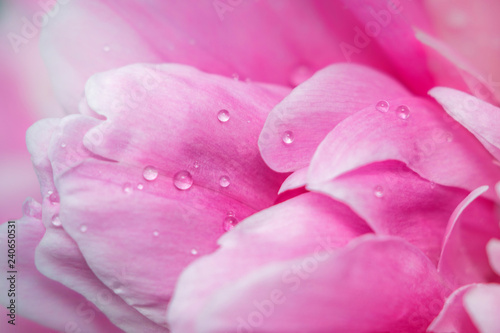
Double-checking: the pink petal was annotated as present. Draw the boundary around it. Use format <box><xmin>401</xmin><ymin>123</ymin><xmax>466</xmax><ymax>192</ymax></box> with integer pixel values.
<box><xmin>464</xmin><ymin>284</ymin><xmax>500</xmax><ymax>333</ymax></box>
<box><xmin>26</xmin><ymin>118</ymin><xmax>168</xmax><ymax>332</ymax></box>
<box><xmin>438</xmin><ymin>186</ymin><xmax>500</xmax><ymax>287</ymax></box>
<box><xmin>427</xmin><ymin>284</ymin><xmax>479</xmax><ymax>333</ymax></box>
<box><xmin>40</xmin><ymin>0</ymin><xmax>396</xmax><ymax>111</ymax></box>
<box><xmin>308</xmin><ymin>160</ymin><xmax>481</xmax><ymax>265</ymax></box>
<box><xmin>259</xmin><ymin>63</ymin><xmax>410</xmax><ymax>172</ymax></box>
<box><xmin>307</xmin><ymin>96</ymin><xmax>500</xmax><ymax>201</ymax></box>
<box><xmin>430</xmin><ymin>87</ymin><xmax>500</xmax><ymax>161</ymax></box>
<box><xmin>424</xmin><ymin>0</ymin><xmax>500</xmax><ymax>101</ymax></box>
<box><xmin>170</xmin><ymin>234</ymin><xmax>449</xmax><ymax>333</ymax></box>
<box><xmin>487</xmin><ymin>239</ymin><xmax>500</xmax><ymax>277</ymax></box>
<box><xmin>416</xmin><ymin>30</ymin><xmax>498</xmax><ymax>106</ymax></box>
<box><xmin>340</xmin><ymin>0</ymin><xmax>434</xmax><ymax>95</ymax></box>
<box><xmin>28</xmin><ymin>63</ymin><xmax>289</xmax><ymax>325</ymax></box>
<box><xmin>0</xmin><ymin>212</ymin><xmax>120</xmax><ymax>332</ymax></box>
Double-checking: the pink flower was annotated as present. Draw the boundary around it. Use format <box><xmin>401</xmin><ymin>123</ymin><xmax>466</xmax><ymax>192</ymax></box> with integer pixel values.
<box><xmin>2</xmin><ymin>1</ymin><xmax>500</xmax><ymax>332</ymax></box>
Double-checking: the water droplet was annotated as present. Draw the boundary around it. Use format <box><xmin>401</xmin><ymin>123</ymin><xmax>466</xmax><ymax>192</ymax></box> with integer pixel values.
<box><xmin>430</xmin><ymin>181</ymin><xmax>436</xmax><ymax>189</ymax></box>
<box><xmin>48</xmin><ymin>191</ymin><xmax>60</xmax><ymax>204</ymax></box>
<box><xmin>375</xmin><ymin>100</ymin><xmax>390</xmax><ymax>113</ymax></box>
<box><xmin>61</xmin><ymin>143</ymin><xmax>67</xmax><ymax>148</ymax></box>
<box><xmin>51</xmin><ymin>215</ymin><xmax>62</xmax><ymax>227</ymax></box>
<box><xmin>223</xmin><ymin>216</ymin><xmax>238</xmax><ymax>231</ymax></box>
<box><xmin>22</xmin><ymin>199</ymin><xmax>41</xmax><ymax>218</ymax></box>
<box><xmin>374</xmin><ymin>185</ymin><xmax>384</xmax><ymax>198</ymax></box>
<box><xmin>282</xmin><ymin>131</ymin><xmax>295</xmax><ymax>145</ymax></box>
<box><xmin>219</xmin><ymin>176</ymin><xmax>231</xmax><ymax>188</ymax></box>
<box><xmin>153</xmin><ymin>230</ymin><xmax>159</xmax><ymax>237</ymax></box>
<box><xmin>137</xmin><ymin>184</ymin><xmax>144</xmax><ymax>190</ymax></box>
<box><xmin>194</xmin><ymin>161</ymin><xmax>200</xmax><ymax>169</ymax></box>
<box><xmin>173</xmin><ymin>170</ymin><xmax>193</xmax><ymax>190</ymax></box>
<box><xmin>122</xmin><ymin>183</ymin><xmax>132</xmax><ymax>194</ymax></box>
<box><xmin>80</xmin><ymin>225</ymin><xmax>88</xmax><ymax>233</ymax></box>
<box><xmin>143</xmin><ymin>166</ymin><xmax>159</xmax><ymax>181</ymax></box>
<box><xmin>227</xmin><ymin>211</ymin><xmax>235</xmax><ymax>217</ymax></box>
<box><xmin>191</xmin><ymin>249</ymin><xmax>198</xmax><ymax>255</ymax></box>
<box><xmin>103</xmin><ymin>45</ymin><xmax>111</xmax><ymax>52</ymax></box>
<box><xmin>217</xmin><ymin>109</ymin><xmax>230</xmax><ymax>123</ymax></box>
<box><xmin>396</xmin><ymin>105</ymin><xmax>410</xmax><ymax>120</ymax></box>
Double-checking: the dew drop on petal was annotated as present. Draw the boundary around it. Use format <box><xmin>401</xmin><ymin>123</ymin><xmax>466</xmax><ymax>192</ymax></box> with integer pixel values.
<box><xmin>173</xmin><ymin>170</ymin><xmax>193</xmax><ymax>190</ymax></box>
<box><xmin>80</xmin><ymin>225</ymin><xmax>88</xmax><ymax>233</ymax></box>
<box><xmin>143</xmin><ymin>166</ymin><xmax>158</xmax><ymax>181</ymax></box>
<box><xmin>374</xmin><ymin>185</ymin><xmax>384</xmax><ymax>198</ymax></box>
<box><xmin>137</xmin><ymin>184</ymin><xmax>144</xmax><ymax>190</ymax></box>
<box><xmin>48</xmin><ymin>191</ymin><xmax>60</xmax><ymax>204</ymax></box>
<box><xmin>223</xmin><ymin>216</ymin><xmax>238</xmax><ymax>231</ymax></box>
<box><xmin>61</xmin><ymin>143</ymin><xmax>67</xmax><ymax>148</ymax></box>
<box><xmin>194</xmin><ymin>161</ymin><xmax>200</xmax><ymax>169</ymax></box>
<box><xmin>227</xmin><ymin>210</ymin><xmax>235</xmax><ymax>217</ymax></box>
<box><xmin>217</xmin><ymin>109</ymin><xmax>230</xmax><ymax>123</ymax></box>
<box><xmin>122</xmin><ymin>183</ymin><xmax>132</xmax><ymax>194</ymax></box>
<box><xmin>51</xmin><ymin>215</ymin><xmax>62</xmax><ymax>227</ymax></box>
<box><xmin>396</xmin><ymin>105</ymin><xmax>410</xmax><ymax>120</ymax></box>
<box><xmin>219</xmin><ymin>176</ymin><xmax>231</xmax><ymax>188</ymax></box>
<box><xmin>191</xmin><ymin>249</ymin><xmax>198</xmax><ymax>255</ymax></box>
<box><xmin>375</xmin><ymin>100</ymin><xmax>390</xmax><ymax>113</ymax></box>
<box><xmin>282</xmin><ymin>131</ymin><xmax>295</xmax><ymax>145</ymax></box>
<box><xmin>153</xmin><ymin>230</ymin><xmax>159</xmax><ymax>237</ymax></box>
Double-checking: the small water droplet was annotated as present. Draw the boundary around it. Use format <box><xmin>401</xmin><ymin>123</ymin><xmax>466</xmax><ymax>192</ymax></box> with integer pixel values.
<box><xmin>396</xmin><ymin>105</ymin><xmax>410</xmax><ymax>120</ymax></box>
<box><xmin>219</xmin><ymin>176</ymin><xmax>231</xmax><ymax>188</ymax></box>
<box><xmin>122</xmin><ymin>183</ymin><xmax>132</xmax><ymax>194</ymax></box>
<box><xmin>227</xmin><ymin>211</ymin><xmax>235</xmax><ymax>217</ymax></box>
<box><xmin>194</xmin><ymin>161</ymin><xmax>200</xmax><ymax>169</ymax></box>
<box><xmin>191</xmin><ymin>249</ymin><xmax>198</xmax><ymax>255</ymax></box>
<box><xmin>80</xmin><ymin>225</ymin><xmax>88</xmax><ymax>233</ymax></box>
<box><xmin>137</xmin><ymin>184</ymin><xmax>144</xmax><ymax>190</ymax></box>
<box><xmin>143</xmin><ymin>166</ymin><xmax>159</xmax><ymax>181</ymax></box>
<box><xmin>282</xmin><ymin>131</ymin><xmax>295</xmax><ymax>145</ymax></box>
<box><xmin>51</xmin><ymin>215</ymin><xmax>62</xmax><ymax>227</ymax></box>
<box><xmin>153</xmin><ymin>230</ymin><xmax>159</xmax><ymax>237</ymax></box>
<box><xmin>48</xmin><ymin>191</ymin><xmax>60</xmax><ymax>204</ymax></box>
<box><xmin>430</xmin><ymin>181</ymin><xmax>436</xmax><ymax>189</ymax></box>
<box><xmin>103</xmin><ymin>45</ymin><xmax>111</xmax><ymax>52</ymax></box>
<box><xmin>217</xmin><ymin>109</ymin><xmax>230</xmax><ymax>123</ymax></box>
<box><xmin>173</xmin><ymin>170</ymin><xmax>193</xmax><ymax>190</ymax></box>
<box><xmin>375</xmin><ymin>100</ymin><xmax>390</xmax><ymax>113</ymax></box>
<box><xmin>61</xmin><ymin>143</ymin><xmax>67</xmax><ymax>148</ymax></box>
<box><xmin>374</xmin><ymin>185</ymin><xmax>384</xmax><ymax>198</ymax></box>
<box><xmin>223</xmin><ymin>216</ymin><xmax>238</xmax><ymax>231</ymax></box>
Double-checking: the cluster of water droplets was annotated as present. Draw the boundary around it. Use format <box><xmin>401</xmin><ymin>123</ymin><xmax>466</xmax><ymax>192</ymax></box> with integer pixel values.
<box><xmin>375</xmin><ymin>100</ymin><xmax>411</xmax><ymax>120</ymax></box>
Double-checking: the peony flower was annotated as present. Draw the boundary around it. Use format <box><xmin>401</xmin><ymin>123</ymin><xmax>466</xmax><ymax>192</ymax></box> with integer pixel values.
<box><xmin>2</xmin><ymin>1</ymin><xmax>500</xmax><ymax>332</ymax></box>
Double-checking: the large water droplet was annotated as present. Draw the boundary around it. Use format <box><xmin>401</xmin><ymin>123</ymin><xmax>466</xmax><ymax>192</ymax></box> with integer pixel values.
<box><xmin>396</xmin><ymin>105</ymin><xmax>410</xmax><ymax>120</ymax></box>
<box><xmin>122</xmin><ymin>183</ymin><xmax>132</xmax><ymax>194</ymax></box>
<box><xmin>375</xmin><ymin>100</ymin><xmax>390</xmax><ymax>113</ymax></box>
<box><xmin>282</xmin><ymin>131</ymin><xmax>295</xmax><ymax>145</ymax></box>
<box><xmin>217</xmin><ymin>109</ymin><xmax>230</xmax><ymax>123</ymax></box>
<box><xmin>48</xmin><ymin>191</ymin><xmax>60</xmax><ymax>204</ymax></box>
<box><xmin>143</xmin><ymin>166</ymin><xmax>158</xmax><ymax>181</ymax></box>
<box><xmin>223</xmin><ymin>216</ymin><xmax>238</xmax><ymax>231</ymax></box>
<box><xmin>80</xmin><ymin>225</ymin><xmax>88</xmax><ymax>233</ymax></box>
<box><xmin>219</xmin><ymin>176</ymin><xmax>231</xmax><ymax>188</ymax></box>
<box><xmin>374</xmin><ymin>185</ymin><xmax>384</xmax><ymax>198</ymax></box>
<box><xmin>173</xmin><ymin>170</ymin><xmax>193</xmax><ymax>190</ymax></box>
<box><xmin>51</xmin><ymin>215</ymin><xmax>62</xmax><ymax>227</ymax></box>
